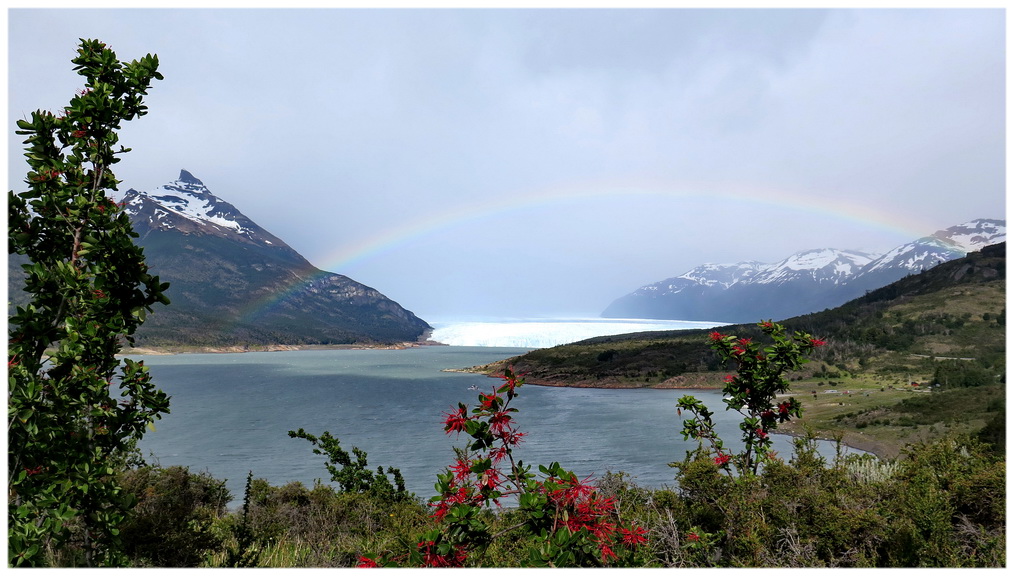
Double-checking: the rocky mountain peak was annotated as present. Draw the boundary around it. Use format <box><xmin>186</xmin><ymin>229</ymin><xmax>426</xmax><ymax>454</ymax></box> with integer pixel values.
<box><xmin>177</xmin><ymin>169</ymin><xmax>204</xmax><ymax>186</ymax></box>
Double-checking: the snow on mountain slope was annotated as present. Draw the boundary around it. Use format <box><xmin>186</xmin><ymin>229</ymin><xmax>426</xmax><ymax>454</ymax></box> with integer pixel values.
<box><xmin>122</xmin><ymin>170</ymin><xmax>290</xmax><ymax>250</ymax></box>
<box><xmin>861</xmin><ymin>219</ymin><xmax>1006</xmax><ymax>276</ymax></box>
<box><xmin>931</xmin><ymin>218</ymin><xmax>1005</xmax><ymax>253</ymax></box>
<box><xmin>633</xmin><ymin>262</ymin><xmax>761</xmax><ymax>297</ymax></box>
<box><xmin>750</xmin><ymin>248</ymin><xmax>878</xmax><ymax>286</ymax></box>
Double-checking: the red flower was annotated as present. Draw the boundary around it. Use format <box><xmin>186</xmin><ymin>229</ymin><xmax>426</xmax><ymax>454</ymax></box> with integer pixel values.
<box><xmin>449</xmin><ymin>458</ymin><xmax>472</xmax><ymax>482</ymax></box>
<box><xmin>498</xmin><ymin>429</ymin><xmax>525</xmax><ymax>448</ymax></box>
<box><xmin>442</xmin><ymin>406</ymin><xmax>468</xmax><ymax>434</ymax></box>
<box><xmin>24</xmin><ymin>465</ymin><xmax>44</xmax><ymax>477</ymax></box>
<box><xmin>417</xmin><ymin>540</ymin><xmax>466</xmax><ymax>567</ymax></box>
<box><xmin>760</xmin><ymin>321</ymin><xmax>774</xmax><ymax>329</ymax></box>
<box><xmin>778</xmin><ymin>401</ymin><xmax>791</xmax><ymax>415</ymax></box>
<box><xmin>688</xmin><ymin>532</ymin><xmax>701</xmax><ymax>542</ymax></box>
<box><xmin>478</xmin><ymin>468</ymin><xmax>501</xmax><ymax>492</ymax></box>
<box><xmin>755</xmin><ymin>428</ymin><xmax>768</xmax><ymax>440</ymax></box>
<box><xmin>489</xmin><ymin>410</ymin><xmax>513</xmax><ymax>436</ymax></box>
<box><xmin>600</xmin><ymin>543</ymin><xmax>617</xmax><ymax>563</ymax></box>
<box><xmin>356</xmin><ymin>556</ymin><xmax>379</xmax><ymax>568</ymax></box>
<box><xmin>709</xmin><ymin>331</ymin><xmax>725</xmax><ymax>342</ymax></box>
<box><xmin>479</xmin><ymin>393</ymin><xmax>498</xmax><ymax>410</ymax></box>
<box><xmin>714</xmin><ymin>453</ymin><xmax>731</xmax><ymax>466</ymax></box>
<box><xmin>724</xmin><ymin>374</ymin><xmax>736</xmax><ymax>383</ymax></box>
<box><xmin>810</xmin><ymin>338</ymin><xmax>826</xmax><ymax>347</ymax></box>
<box><xmin>620</xmin><ymin>525</ymin><xmax>649</xmax><ymax>548</ymax></box>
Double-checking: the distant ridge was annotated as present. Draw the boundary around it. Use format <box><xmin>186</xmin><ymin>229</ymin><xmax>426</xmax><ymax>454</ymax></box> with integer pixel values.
<box><xmin>602</xmin><ymin>218</ymin><xmax>1005</xmax><ymax>323</ymax></box>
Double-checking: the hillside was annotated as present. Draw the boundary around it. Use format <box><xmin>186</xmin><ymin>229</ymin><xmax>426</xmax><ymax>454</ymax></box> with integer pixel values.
<box><xmin>475</xmin><ymin>243</ymin><xmax>1005</xmax><ymax>457</ymax></box>
<box><xmin>485</xmin><ymin>242</ymin><xmax>1004</xmax><ymax>387</ymax></box>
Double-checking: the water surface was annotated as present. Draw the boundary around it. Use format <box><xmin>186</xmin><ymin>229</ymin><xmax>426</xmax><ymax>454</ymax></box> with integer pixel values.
<box><xmin>134</xmin><ymin>346</ymin><xmax>853</xmax><ymax>502</ymax></box>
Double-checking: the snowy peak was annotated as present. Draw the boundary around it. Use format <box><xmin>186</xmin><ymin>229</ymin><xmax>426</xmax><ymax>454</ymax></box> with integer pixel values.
<box><xmin>634</xmin><ymin>261</ymin><xmax>760</xmax><ymax>297</ymax></box>
<box><xmin>122</xmin><ymin>170</ymin><xmax>289</xmax><ymax>250</ymax></box>
<box><xmin>752</xmin><ymin>248</ymin><xmax>878</xmax><ymax>286</ymax></box>
<box><xmin>931</xmin><ymin>218</ymin><xmax>1006</xmax><ymax>253</ymax></box>
<box><xmin>679</xmin><ymin>261</ymin><xmax>763</xmax><ymax>288</ymax></box>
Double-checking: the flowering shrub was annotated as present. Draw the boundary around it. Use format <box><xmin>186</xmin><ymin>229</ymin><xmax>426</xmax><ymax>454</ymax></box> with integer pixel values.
<box><xmin>677</xmin><ymin>320</ymin><xmax>825</xmax><ymax>475</ymax></box>
<box><xmin>359</xmin><ymin>367</ymin><xmax>649</xmax><ymax>567</ymax></box>
<box><xmin>8</xmin><ymin>39</ymin><xmax>168</xmax><ymax>567</ymax></box>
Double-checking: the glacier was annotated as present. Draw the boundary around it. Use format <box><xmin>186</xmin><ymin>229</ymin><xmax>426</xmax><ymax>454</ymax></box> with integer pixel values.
<box><xmin>428</xmin><ymin>317</ymin><xmax>725</xmax><ymax>348</ymax></box>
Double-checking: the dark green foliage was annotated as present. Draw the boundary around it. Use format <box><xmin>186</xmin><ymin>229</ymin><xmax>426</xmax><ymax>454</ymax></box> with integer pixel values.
<box><xmin>8</xmin><ymin>39</ymin><xmax>169</xmax><ymax>567</ymax></box>
<box><xmin>288</xmin><ymin>428</ymin><xmax>411</xmax><ymax>503</ymax></box>
<box><xmin>877</xmin><ymin>439</ymin><xmax>1005</xmax><ymax>566</ymax></box>
<box><xmin>224</xmin><ymin>471</ymin><xmax>262</xmax><ymax>567</ymax></box>
<box><xmin>117</xmin><ymin>465</ymin><xmax>230</xmax><ymax>566</ymax></box>
<box><xmin>508</xmin><ymin>337</ymin><xmax>717</xmax><ymax>385</ymax></box>
<box><xmin>658</xmin><ymin>435</ymin><xmax>1005</xmax><ymax>567</ymax></box>
<box><xmin>235</xmin><ymin>478</ymin><xmax>429</xmax><ymax>567</ymax></box>
<box><xmin>933</xmin><ymin>359</ymin><xmax>996</xmax><ymax>388</ymax></box>
<box><xmin>976</xmin><ymin>411</ymin><xmax>1005</xmax><ymax>455</ymax></box>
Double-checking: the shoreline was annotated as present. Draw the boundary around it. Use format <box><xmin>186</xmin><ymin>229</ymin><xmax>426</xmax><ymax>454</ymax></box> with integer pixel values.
<box><xmin>121</xmin><ymin>339</ymin><xmax>447</xmax><ymax>356</ymax></box>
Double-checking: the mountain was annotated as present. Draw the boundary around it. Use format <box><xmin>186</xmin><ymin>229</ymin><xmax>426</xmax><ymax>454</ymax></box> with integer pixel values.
<box><xmin>103</xmin><ymin>170</ymin><xmax>430</xmax><ymax>346</ymax></box>
<box><xmin>602</xmin><ymin>219</ymin><xmax>1005</xmax><ymax>323</ymax></box>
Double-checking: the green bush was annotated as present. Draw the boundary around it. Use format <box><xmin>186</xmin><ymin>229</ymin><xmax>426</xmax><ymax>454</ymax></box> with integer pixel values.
<box><xmin>117</xmin><ymin>466</ymin><xmax>230</xmax><ymax>566</ymax></box>
<box><xmin>656</xmin><ymin>435</ymin><xmax>1004</xmax><ymax>567</ymax></box>
<box><xmin>230</xmin><ymin>478</ymin><xmax>428</xmax><ymax>567</ymax></box>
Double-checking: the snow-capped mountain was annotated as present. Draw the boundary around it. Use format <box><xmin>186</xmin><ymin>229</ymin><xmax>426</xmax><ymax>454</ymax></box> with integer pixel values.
<box><xmin>602</xmin><ymin>219</ymin><xmax>1005</xmax><ymax>323</ymax></box>
<box><xmin>118</xmin><ymin>170</ymin><xmax>431</xmax><ymax>346</ymax></box>
<box><xmin>750</xmin><ymin>248</ymin><xmax>878</xmax><ymax>286</ymax></box>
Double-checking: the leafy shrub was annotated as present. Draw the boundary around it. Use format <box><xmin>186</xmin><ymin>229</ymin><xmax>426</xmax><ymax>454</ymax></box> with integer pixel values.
<box><xmin>117</xmin><ymin>465</ymin><xmax>230</xmax><ymax>566</ymax></box>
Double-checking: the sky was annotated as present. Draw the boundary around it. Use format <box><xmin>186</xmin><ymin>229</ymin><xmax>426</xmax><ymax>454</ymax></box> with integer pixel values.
<box><xmin>6</xmin><ymin>5</ymin><xmax>1007</xmax><ymax>321</ymax></box>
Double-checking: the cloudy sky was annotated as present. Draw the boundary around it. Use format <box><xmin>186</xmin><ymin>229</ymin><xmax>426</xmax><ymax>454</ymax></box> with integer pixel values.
<box><xmin>7</xmin><ymin>6</ymin><xmax>1006</xmax><ymax>320</ymax></box>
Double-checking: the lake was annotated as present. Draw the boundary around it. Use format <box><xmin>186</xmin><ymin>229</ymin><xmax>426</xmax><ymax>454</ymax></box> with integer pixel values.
<box><xmin>134</xmin><ymin>346</ymin><xmax>855</xmax><ymax>503</ymax></box>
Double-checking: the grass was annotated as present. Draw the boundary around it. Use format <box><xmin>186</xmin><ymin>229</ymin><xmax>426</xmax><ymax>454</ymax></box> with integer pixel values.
<box><xmin>774</xmin><ymin>372</ymin><xmax>1002</xmax><ymax>458</ymax></box>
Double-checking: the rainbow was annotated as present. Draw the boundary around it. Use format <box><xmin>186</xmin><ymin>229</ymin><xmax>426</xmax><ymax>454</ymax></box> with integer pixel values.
<box><xmin>235</xmin><ymin>177</ymin><xmax>938</xmax><ymax>325</ymax></box>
